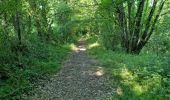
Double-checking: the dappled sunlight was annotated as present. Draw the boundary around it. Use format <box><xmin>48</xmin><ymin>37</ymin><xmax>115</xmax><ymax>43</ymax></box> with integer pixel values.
<box><xmin>95</xmin><ymin>67</ymin><xmax>104</xmax><ymax>76</ymax></box>
<box><xmin>70</xmin><ymin>43</ymin><xmax>87</xmax><ymax>52</ymax></box>
<box><xmin>119</xmin><ymin>66</ymin><xmax>153</xmax><ymax>95</ymax></box>
<box><xmin>86</xmin><ymin>38</ymin><xmax>169</xmax><ymax>98</ymax></box>
<box><xmin>70</xmin><ymin>38</ymin><xmax>88</xmax><ymax>52</ymax></box>
<box><xmin>70</xmin><ymin>43</ymin><xmax>79</xmax><ymax>52</ymax></box>
<box><xmin>119</xmin><ymin>66</ymin><xmax>145</xmax><ymax>95</ymax></box>
<box><xmin>78</xmin><ymin>45</ymin><xmax>87</xmax><ymax>51</ymax></box>
<box><xmin>79</xmin><ymin>48</ymin><xmax>87</xmax><ymax>51</ymax></box>
<box><xmin>82</xmin><ymin>70</ymin><xmax>94</xmax><ymax>76</ymax></box>
<box><xmin>116</xmin><ymin>87</ymin><xmax>123</xmax><ymax>96</ymax></box>
<box><xmin>1</xmin><ymin>0</ymin><xmax>169</xmax><ymax>99</ymax></box>
<box><xmin>81</xmin><ymin>67</ymin><xmax>105</xmax><ymax>77</ymax></box>
<box><xmin>132</xmin><ymin>84</ymin><xmax>143</xmax><ymax>95</ymax></box>
<box><xmin>114</xmin><ymin>65</ymin><xmax>164</xmax><ymax>97</ymax></box>
<box><xmin>88</xmin><ymin>42</ymin><xmax>100</xmax><ymax>49</ymax></box>
<box><xmin>120</xmin><ymin>66</ymin><xmax>134</xmax><ymax>80</ymax></box>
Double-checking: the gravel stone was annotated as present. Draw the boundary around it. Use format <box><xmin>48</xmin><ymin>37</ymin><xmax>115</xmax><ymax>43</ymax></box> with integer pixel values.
<box><xmin>22</xmin><ymin>40</ymin><xmax>116</xmax><ymax>100</ymax></box>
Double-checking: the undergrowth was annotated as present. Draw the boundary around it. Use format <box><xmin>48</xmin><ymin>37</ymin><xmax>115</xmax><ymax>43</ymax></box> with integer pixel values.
<box><xmin>86</xmin><ymin>36</ymin><xmax>170</xmax><ymax>100</ymax></box>
<box><xmin>0</xmin><ymin>41</ymin><xmax>71</xmax><ymax>100</ymax></box>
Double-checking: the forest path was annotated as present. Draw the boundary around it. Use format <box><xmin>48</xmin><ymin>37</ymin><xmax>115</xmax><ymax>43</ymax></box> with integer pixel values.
<box><xmin>23</xmin><ymin>39</ymin><xmax>116</xmax><ymax>100</ymax></box>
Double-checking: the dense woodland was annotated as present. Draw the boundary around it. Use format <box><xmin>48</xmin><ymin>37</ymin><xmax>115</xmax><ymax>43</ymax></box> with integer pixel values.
<box><xmin>0</xmin><ymin>0</ymin><xmax>170</xmax><ymax>99</ymax></box>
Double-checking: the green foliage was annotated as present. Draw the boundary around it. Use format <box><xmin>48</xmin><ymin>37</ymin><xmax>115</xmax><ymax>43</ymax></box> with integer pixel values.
<box><xmin>101</xmin><ymin>0</ymin><xmax>112</xmax><ymax>7</ymax></box>
<box><xmin>94</xmin><ymin>1</ymin><xmax>121</xmax><ymax>51</ymax></box>
<box><xmin>97</xmin><ymin>0</ymin><xmax>167</xmax><ymax>54</ymax></box>
<box><xmin>0</xmin><ymin>0</ymin><xmax>170</xmax><ymax>99</ymax></box>
<box><xmin>0</xmin><ymin>0</ymin><xmax>73</xmax><ymax>99</ymax></box>
<box><xmin>53</xmin><ymin>1</ymin><xmax>77</xmax><ymax>43</ymax></box>
<box><xmin>56</xmin><ymin>2</ymin><xmax>72</xmax><ymax>24</ymax></box>
<box><xmin>144</xmin><ymin>15</ymin><xmax>170</xmax><ymax>54</ymax></box>
<box><xmin>0</xmin><ymin>40</ymin><xmax>70</xmax><ymax>99</ymax></box>
<box><xmin>100</xmin><ymin>24</ymin><xmax>121</xmax><ymax>51</ymax></box>
<box><xmin>87</xmin><ymin>36</ymin><xmax>170</xmax><ymax>99</ymax></box>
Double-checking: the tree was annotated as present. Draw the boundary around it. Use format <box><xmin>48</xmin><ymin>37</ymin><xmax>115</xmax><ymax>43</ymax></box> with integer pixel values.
<box><xmin>113</xmin><ymin>0</ymin><xmax>166</xmax><ymax>54</ymax></box>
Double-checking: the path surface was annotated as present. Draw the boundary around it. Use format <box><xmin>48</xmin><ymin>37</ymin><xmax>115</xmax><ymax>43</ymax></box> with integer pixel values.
<box><xmin>23</xmin><ymin>39</ymin><xmax>116</xmax><ymax>100</ymax></box>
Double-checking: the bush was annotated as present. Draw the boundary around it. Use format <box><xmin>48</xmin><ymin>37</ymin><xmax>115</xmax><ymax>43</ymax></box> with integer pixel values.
<box><xmin>0</xmin><ymin>38</ymin><xmax>70</xmax><ymax>99</ymax></box>
<box><xmin>87</xmin><ymin>37</ymin><xmax>170</xmax><ymax>99</ymax></box>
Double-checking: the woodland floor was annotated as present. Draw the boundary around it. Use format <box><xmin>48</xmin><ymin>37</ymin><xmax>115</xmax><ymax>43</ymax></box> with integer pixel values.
<box><xmin>22</xmin><ymin>39</ymin><xmax>116</xmax><ymax>100</ymax></box>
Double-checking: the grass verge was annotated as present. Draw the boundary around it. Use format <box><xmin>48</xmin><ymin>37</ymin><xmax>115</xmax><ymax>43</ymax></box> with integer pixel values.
<box><xmin>0</xmin><ymin>43</ymin><xmax>71</xmax><ymax>100</ymax></box>
<box><xmin>86</xmin><ymin>36</ymin><xmax>170</xmax><ymax>100</ymax></box>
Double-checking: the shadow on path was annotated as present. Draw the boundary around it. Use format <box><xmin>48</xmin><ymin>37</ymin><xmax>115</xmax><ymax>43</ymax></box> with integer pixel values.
<box><xmin>22</xmin><ymin>38</ymin><xmax>116</xmax><ymax>100</ymax></box>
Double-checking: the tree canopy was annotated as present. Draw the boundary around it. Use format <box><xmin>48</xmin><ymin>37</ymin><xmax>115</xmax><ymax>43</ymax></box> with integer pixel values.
<box><xmin>0</xmin><ymin>0</ymin><xmax>170</xmax><ymax>99</ymax></box>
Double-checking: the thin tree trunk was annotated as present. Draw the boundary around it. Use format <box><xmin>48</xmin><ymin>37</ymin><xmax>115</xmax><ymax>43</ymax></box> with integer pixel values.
<box><xmin>131</xmin><ymin>0</ymin><xmax>145</xmax><ymax>53</ymax></box>
<box><xmin>136</xmin><ymin>0</ymin><xmax>166</xmax><ymax>52</ymax></box>
<box><xmin>27</xmin><ymin>15</ymin><xmax>32</xmax><ymax>34</ymax></box>
<box><xmin>2</xmin><ymin>13</ymin><xmax>9</xmax><ymax>37</ymax></box>
<box><xmin>115</xmin><ymin>0</ymin><xmax>166</xmax><ymax>54</ymax></box>
<box><xmin>16</xmin><ymin>11</ymin><xmax>22</xmax><ymax>45</ymax></box>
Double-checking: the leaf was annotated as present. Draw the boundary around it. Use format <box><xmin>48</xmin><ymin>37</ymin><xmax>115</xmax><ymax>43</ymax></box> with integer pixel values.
<box><xmin>101</xmin><ymin>0</ymin><xmax>112</xmax><ymax>7</ymax></box>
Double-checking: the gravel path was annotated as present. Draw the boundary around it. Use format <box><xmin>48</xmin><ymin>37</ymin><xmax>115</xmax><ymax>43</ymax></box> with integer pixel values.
<box><xmin>22</xmin><ymin>40</ymin><xmax>116</xmax><ymax>100</ymax></box>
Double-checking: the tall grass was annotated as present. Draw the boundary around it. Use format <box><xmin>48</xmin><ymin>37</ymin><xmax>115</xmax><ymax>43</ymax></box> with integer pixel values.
<box><xmin>0</xmin><ymin>42</ymin><xmax>71</xmax><ymax>99</ymax></box>
<box><xmin>87</xmin><ymin>37</ymin><xmax>170</xmax><ymax>100</ymax></box>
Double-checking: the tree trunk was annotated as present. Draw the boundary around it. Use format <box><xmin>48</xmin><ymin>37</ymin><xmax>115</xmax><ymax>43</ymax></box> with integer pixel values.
<box><xmin>114</xmin><ymin>0</ymin><xmax>166</xmax><ymax>54</ymax></box>
<box><xmin>16</xmin><ymin>11</ymin><xmax>22</xmax><ymax>46</ymax></box>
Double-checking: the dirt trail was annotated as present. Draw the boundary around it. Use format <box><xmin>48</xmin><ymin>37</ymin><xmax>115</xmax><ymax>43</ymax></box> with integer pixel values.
<box><xmin>23</xmin><ymin>39</ymin><xmax>116</xmax><ymax>100</ymax></box>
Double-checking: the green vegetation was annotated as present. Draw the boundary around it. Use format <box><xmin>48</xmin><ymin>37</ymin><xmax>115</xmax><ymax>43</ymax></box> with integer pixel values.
<box><xmin>85</xmin><ymin>1</ymin><xmax>170</xmax><ymax>98</ymax></box>
<box><xmin>0</xmin><ymin>0</ymin><xmax>73</xmax><ymax>99</ymax></box>
<box><xmin>0</xmin><ymin>0</ymin><xmax>170</xmax><ymax>99</ymax></box>
<box><xmin>0</xmin><ymin>43</ymin><xmax>70</xmax><ymax>99</ymax></box>
<box><xmin>87</xmin><ymin>35</ymin><xmax>170</xmax><ymax>99</ymax></box>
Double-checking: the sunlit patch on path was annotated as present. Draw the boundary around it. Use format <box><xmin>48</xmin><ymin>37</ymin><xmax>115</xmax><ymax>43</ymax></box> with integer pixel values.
<box><xmin>22</xmin><ymin>39</ymin><xmax>116</xmax><ymax>100</ymax></box>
